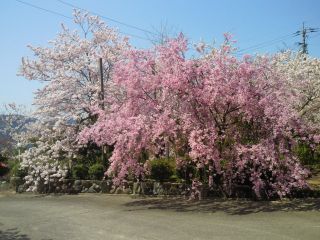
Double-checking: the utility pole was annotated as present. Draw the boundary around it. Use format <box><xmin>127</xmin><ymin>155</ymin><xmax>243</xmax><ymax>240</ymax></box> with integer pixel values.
<box><xmin>99</xmin><ymin>58</ymin><xmax>106</xmax><ymax>168</ymax></box>
<box><xmin>295</xmin><ymin>22</ymin><xmax>319</xmax><ymax>54</ymax></box>
<box><xmin>301</xmin><ymin>22</ymin><xmax>307</xmax><ymax>54</ymax></box>
<box><xmin>99</xmin><ymin>58</ymin><xmax>105</xmax><ymax>110</ymax></box>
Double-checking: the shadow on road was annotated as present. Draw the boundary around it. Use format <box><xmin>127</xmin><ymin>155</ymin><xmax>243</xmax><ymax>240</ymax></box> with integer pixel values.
<box><xmin>0</xmin><ymin>227</ymin><xmax>53</xmax><ymax>240</ymax></box>
<box><xmin>124</xmin><ymin>197</ymin><xmax>320</xmax><ymax>215</ymax></box>
<box><xmin>0</xmin><ymin>228</ymin><xmax>31</xmax><ymax>240</ymax></box>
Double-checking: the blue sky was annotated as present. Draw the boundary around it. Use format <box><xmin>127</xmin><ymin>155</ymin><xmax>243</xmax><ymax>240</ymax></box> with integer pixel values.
<box><xmin>1</xmin><ymin>0</ymin><xmax>320</xmax><ymax>108</ymax></box>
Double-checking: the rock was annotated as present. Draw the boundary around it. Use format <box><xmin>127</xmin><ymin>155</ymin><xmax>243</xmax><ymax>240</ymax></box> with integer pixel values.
<box><xmin>10</xmin><ymin>177</ymin><xmax>22</xmax><ymax>190</ymax></box>
<box><xmin>74</xmin><ymin>184</ymin><xmax>83</xmax><ymax>193</ymax></box>
<box><xmin>74</xmin><ymin>180</ymin><xmax>82</xmax><ymax>186</ymax></box>
<box><xmin>143</xmin><ymin>182</ymin><xmax>153</xmax><ymax>195</ymax></box>
<box><xmin>81</xmin><ymin>188</ymin><xmax>88</xmax><ymax>193</ymax></box>
<box><xmin>100</xmin><ymin>180</ymin><xmax>111</xmax><ymax>193</ymax></box>
<box><xmin>122</xmin><ymin>181</ymin><xmax>129</xmax><ymax>189</ymax></box>
<box><xmin>132</xmin><ymin>182</ymin><xmax>139</xmax><ymax>195</ymax></box>
<box><xmin>87</xmin><ymin>185</ymin><xmax>97</xmax><ymax>193</ymax></box>
<box><xmin>82</xmin><ymin>180</ymin><xmax>93</xmax><ymax>189</ymax></box>
<box><xmin>168</xmin><ymin>184</ymin><xmax>181</xmax><ymax>195</ymax></box>
<box><xmin>61</xmin><ymin>184</ymin><xmax>68</xmax><ymax>193</ymax></box>
<box><xmin>0</xmin><ymin>181</ymin><xmax>10</xmax><ymax>191</ymax></box>
<box><xmin>153</xmin><ymin>182</ymin><xmax>164</xmax><ymax>195</ymax></box>
<box><xmin>93</xmin><ymin>184</ymin><xmax>101</xmax><ymax>193</ymax></box>
<box><xmin>132</xmin><ymin>182</ymin><xmax>146</xmax><ymax>195</ymax></box>
<box><xmin>109</xmin><ymin>187</ymin><xmax>116</xmax><ymax>194</ymax></box>
<box><xmin>115</xmin><ymin>187</ymin><xmax>123</xmax><ymax>194</ymax></box>
<box><xmin>123</xmin><ymin>187</ymin><xmax>132</xmax><ymax>194</ymax></box>
<box><xmin>17</xmin><ymin>184</ymin><xmax>26</xmax><ymax>193</ymax></box>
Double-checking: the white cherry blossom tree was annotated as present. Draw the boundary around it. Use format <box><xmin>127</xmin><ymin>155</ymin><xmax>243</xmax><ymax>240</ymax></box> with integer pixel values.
<box><xmin>19</xmin><ymin>10</ymin><xmax>129</xmax><ymax>191</ymax></box>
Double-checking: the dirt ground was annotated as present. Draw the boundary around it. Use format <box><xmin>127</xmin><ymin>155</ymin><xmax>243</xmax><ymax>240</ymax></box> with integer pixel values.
<box><xmin>0</xmin><ymin>192</ymin><xmax>320</xmax><ymax>240</ymax></box>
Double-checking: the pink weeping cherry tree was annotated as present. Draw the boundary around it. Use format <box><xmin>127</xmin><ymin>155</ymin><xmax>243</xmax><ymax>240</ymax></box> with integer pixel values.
<box><xmin>79</xmin><ymin>34</ymin><xmax>314</xmax><ymax>198</ymax></box>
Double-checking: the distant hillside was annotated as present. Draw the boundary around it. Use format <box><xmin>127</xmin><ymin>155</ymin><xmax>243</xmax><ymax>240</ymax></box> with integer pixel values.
<box><xmin>0</xmin><ymin>114</ymin><xmax>35</xmax><ymax>151</ymax></box>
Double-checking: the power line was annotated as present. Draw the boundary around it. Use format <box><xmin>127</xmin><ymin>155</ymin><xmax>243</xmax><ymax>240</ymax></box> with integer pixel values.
<box><xmin>235</xmin><ymin>26</ymin><xmax>319</xmax><ymax>56</ymax></box>
<box><xmin>14</xmin><ymin>0</ymin><xmax>151</xmax><ymax>42</ymax></box>
<box><xmin>57</xmin><ymin>0</ymin><xmax>157</xmax><ymax>37</ymax></box>
<box><xmin>14</xmin><ymin>0</ymin><xmax>318</xmax><ymax>54</ymax></box>
<box><xmin>15</xmin><ymin>0</ymin><xmax>72</xmax><ymax>19</ymax></box>
<box><xmin>236</xmin><ymin>33</ymin><xmax>295</xmax><ymax>55</ymax></box>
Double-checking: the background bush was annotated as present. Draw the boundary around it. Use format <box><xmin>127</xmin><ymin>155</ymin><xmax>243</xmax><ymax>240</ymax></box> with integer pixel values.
<box><xmin>9</xmin><ymin>161</ymin><xmax>28</xmax><ymax>179</ymax></box>
<box><xmin>72</xmin><ymin>164</ymin><xmax>89</xmax><ymax>180</ymax></box>
<box><xmin>88</xmin><ymin>163</ymin><xmax>104</xmax><ymax>180</ymax></box>
<box><xmin>10</xmin><ymin>164</ymin><xmax>22</xmax><ymax>178</ymax></box>
<box><xmin>150</xmin><ymin>158</ymin><xmax>176</xmax><ymax>182</ymax></box>
<box><xmin>295</xmin><ymin>143</ymin><xmax>320</xmax><ymax>166</ymax></box>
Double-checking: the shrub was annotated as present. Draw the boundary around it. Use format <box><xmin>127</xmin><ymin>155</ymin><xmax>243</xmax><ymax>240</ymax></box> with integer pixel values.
<box><xmin>72</xmin><ymin>164</ymin><xmax>89</xmax><ymax>180</ymax></box>
<box><xmin>0</xmin><ymin>153</ymin><xmax>8</xmax><ymax>164</ymax></box>
<box><xmin>176</xmin><ymin>164</ymin><xmax>196</xmax><ymax>184</ymax></box>
<box><xmin>88</xmin><ymin>163</ymin><xmax>104</xmax><ymax>180</ymax></box>
<box><xmin>150</xmin><ymin>158</ymin><xmax>175</xmax><ymax>182</ymax></box>
<box><xmin>169</xmin><ymin>174</ymin><xmax>182</xmax><ymax>182</ymax></box>
<box><xmin>9</xmin><ymin>162</ymin><xmax>27</xmax><ymax>179</ymax></box>
<box><xmin>295</xmin><ymin>143</ymin><xmax>320</xmax><ymax>166</ymax></box>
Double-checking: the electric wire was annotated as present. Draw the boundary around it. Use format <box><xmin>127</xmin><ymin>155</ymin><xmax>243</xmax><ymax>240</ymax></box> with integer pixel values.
<box><xmin>14</xmin><ymin>0</ymin><xmax>319</xmax><ymax>55</ymax></box>
<box><xmin>57</xmin><ymin>0</ymin><xmax>157</xmax><ymax>37</ymax></box>
<box><xmin>236</xmin><ymin>33</ymin><xmax>296</xmax><ymax>55</ymax></box>
<box><xmin>14</xmin><ymin>0</ymin><xmax>152</xmax><ymax>42</ymax></box>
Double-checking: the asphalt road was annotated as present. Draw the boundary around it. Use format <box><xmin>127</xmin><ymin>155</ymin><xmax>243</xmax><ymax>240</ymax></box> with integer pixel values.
<box><xmin>0</xmin><ymin>192</ymin><xmax>320</xmax><ymax>240</ymax></box>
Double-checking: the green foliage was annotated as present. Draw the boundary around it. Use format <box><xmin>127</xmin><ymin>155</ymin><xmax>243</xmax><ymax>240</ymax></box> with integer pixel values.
<box><xmin>88</xmin><ymin>163</ymin><xmax>104</xmax><ymax>180</ymax></box>
<box><xmin>139</xmin><ymin>148</ymin><xmax>149</xmax><ymax>163</ymax></box>
<box><xmin>0</xmin><ymin>153</ymin><xmax>9</xmax><ymax>163</ymax></box>
<box><xmin>150</xmin><ymin>158</ymin><xmax>176</xmax><ymax>182</ymax></box>
<box><xmin>77</xmin><ymin>143</ymin><xmax>113</xmax><ymax>166</ymax></box>
<box><xmin>176</xmin><ymin>163</ymin><xmax>196</xmax><ymax>184</ymax></box>
<box><xmin>9</xmin><ymin>161</ymin><xmax>27</xmax><ymax>178</ymax></box>
<box><xmin>169</xmin><ymin>174</ymin><xmax>182</xmax><ymax>182</ymax></box>
<box><xmin>295</xmin><ymin>143</ymin><xmax>320</xmax><ymax>166</ymax></box>
<box><xmin>72</xmin><ymin>164</ymin><xmax>89</xmax><ymax>180</ymax></box>
<box><xmin>72</xmin><ymin>143</ymin><xmax>112</xmax><ymax>180</ymax></box>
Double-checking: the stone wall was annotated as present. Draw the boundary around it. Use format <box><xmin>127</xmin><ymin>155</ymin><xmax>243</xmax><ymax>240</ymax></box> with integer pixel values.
<box><xmin>11</xmin><ymin>178</ymin><xmax>188</xmax><ymax>196</ymax></box>
<box><xmin>5</xmin><ymin>177</ymin><xmax>271</xmax><ymax>198</ymax></box>
<box><xmin>10</xmin><ymin>177</ymin><xmax>320</xmax><ymax>198</ymax></box>
<box><xmin>0</xmin><ymin>181</ymin><xmax>10</xmax><ymax>191</ymax></box>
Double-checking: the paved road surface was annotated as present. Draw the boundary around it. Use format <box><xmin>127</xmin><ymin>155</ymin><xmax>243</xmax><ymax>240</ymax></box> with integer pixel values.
<box><xmin>0</xmin><ymin>192</ymin><xmax>320</xmax><ymax>240</ymax></box>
